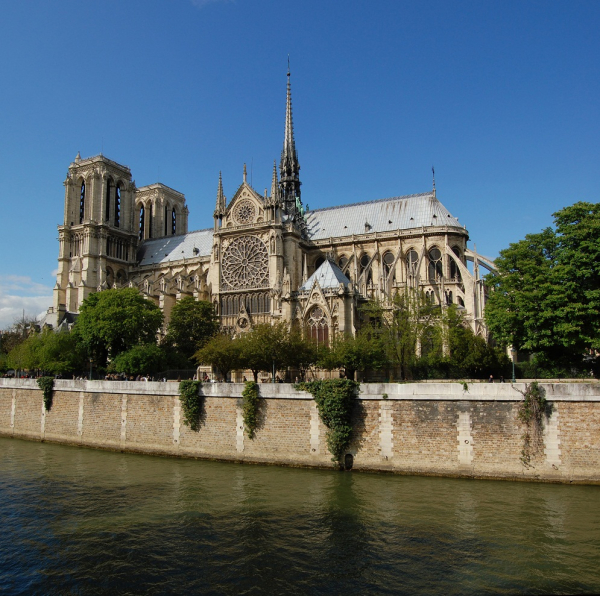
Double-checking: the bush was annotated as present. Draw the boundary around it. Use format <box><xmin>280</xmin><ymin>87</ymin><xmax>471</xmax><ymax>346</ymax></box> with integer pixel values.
<box><xmin>296</xmin><ymin>379</ymin><xmax>358</xmax><ymax>465</ymax></box>
<box><xmin>178</xmin><ymin>380</ymin><xmax>203</xmax><ymax>431</ymax></box>
<box><xmin>37</xmin><ymin>376</ymin><xmax>54</xmax><ymax>411</ymax></box>
<box><xmin>242</xmin><ymin>381</ymin><xmax>260</xmax><ymax>439</ymax></box>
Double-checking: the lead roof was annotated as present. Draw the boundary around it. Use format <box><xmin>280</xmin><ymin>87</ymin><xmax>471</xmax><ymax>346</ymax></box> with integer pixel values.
<box><xmin>136</xmin><ymin>192</ymin><xmax>463</xmax><ymax>267</ymax></box>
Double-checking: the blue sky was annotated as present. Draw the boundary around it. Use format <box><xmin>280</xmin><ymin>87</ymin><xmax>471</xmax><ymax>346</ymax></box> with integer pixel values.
<box><xmin>0</xmin><ymin>0</ymin><xmax>599</xmax><ymax>328</ymax></box>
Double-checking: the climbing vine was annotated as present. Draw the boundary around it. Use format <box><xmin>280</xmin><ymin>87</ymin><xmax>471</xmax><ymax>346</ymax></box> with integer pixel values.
<box><xmin>516</xmin><ymin>381</ymin><xmax>548</xmax><ymax>467</ymax></box>
<box><xmin>296</xmin><ymin>379</ymin><xmax>359</xmax><ymax>465</ymax></box>
<box><xmin>179</xmin><ymin>380</ymin><xmax>203</xmax><ymax>431</ymax></box>
<box><xmin>37</xmin><ymin>376</ymin><xmax>54</xmax><ymax>411</ymax></box>
<box><xmin>242</xmin><ymin>381</ymin><xmax>260</xmax><ymax>439</ymax></box>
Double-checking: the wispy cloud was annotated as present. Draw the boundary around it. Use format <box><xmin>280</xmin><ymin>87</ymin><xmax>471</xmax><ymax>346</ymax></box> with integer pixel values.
<box><xmin>0</xmin><ymin>275</ymin><xmax>53</xmax><ymax>329</ymax></box>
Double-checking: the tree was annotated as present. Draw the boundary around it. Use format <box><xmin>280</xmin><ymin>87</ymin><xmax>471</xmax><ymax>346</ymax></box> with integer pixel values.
<box><xmin>6</xmin><ymin>328</ymin><xmax>86</xmax><ymax>376</ymax></box>
<box><xmin>325</xmin><ymin>330</ymin><xmax>387</xmax><ymax>381</ymax></box>
<box><xmin>109</xmin><ymin>344</ymin><xmax>167</xmax><ymax>376</ymax></box>
<box><xmin>73</xmin><ymin>288</ymin><xmax>163</xmax><ymax>367</ymax></box>
<box><xmin>238</xmin><ymin>323</ymin><xmax>293</xmax><ymax>382</ymax></box>
<box><xmin>162</xmin><ymin>298</ymin><xmax>218</xmax><ymax>362</ymax></box>
<box><xmin>34</xmin><ymin>328</ymin><xmax>87</xmax><ymax>376</ymax></box>
<box><xmin>485</xmin><ymin>202</ymin><xmax>600</xmax><ymax>374</ymax></box>
<box><xmin>195</xmin><ymin>333</ymin><xmax>242</xmax><ymax>380</ymax></box>
<box><xmin>361</xmin><ymin>290</ymin><xmax>441</xmax><ymax>380</ymax></box>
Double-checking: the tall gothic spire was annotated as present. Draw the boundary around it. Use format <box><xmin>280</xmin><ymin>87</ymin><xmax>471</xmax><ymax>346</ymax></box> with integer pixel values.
<box><xmin>270</xmin><ymin>160</ymin><xmax>280</xmax><ymax>205</ymax></box>
<box><xmin>279</xmin><ymin>61</ymin><xmax>301</xmax><ymax>216</ymax></box>
<box><xmin>214</xmin><ymin>171</ymin><xmax>226</xmax><ymax>218</ymax></box>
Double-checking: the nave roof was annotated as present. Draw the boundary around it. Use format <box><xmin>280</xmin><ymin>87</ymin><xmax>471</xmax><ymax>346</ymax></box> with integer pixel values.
<box><xmin>137</xmin><ymin>228</ymin><xmax>213</xmax><ymax>266</ymax></box>
<box><xmin>305</xmin><ymin>192</ymin><xmax>463</xmax><ymax>240</ymax></box>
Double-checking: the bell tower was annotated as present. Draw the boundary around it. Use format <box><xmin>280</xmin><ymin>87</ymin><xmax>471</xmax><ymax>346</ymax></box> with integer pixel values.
<box><xmin>52</xmin><ymin>153</ymin><xmax>138</xmax><ymax>320</ymax></box>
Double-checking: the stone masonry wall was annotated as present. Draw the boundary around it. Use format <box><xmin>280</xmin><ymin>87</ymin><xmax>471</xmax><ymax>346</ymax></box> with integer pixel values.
<box><xmin>1</xmin><ymin>379</ymin><xmax>599</xmax><ymax>484</ymax></box>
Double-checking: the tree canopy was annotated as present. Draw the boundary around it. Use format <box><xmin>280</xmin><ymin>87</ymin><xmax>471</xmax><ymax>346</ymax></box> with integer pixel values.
<box><xmin>73</xmin><ymin>287</ymin><xmax>163</xmax><ymax>367</ymax></box>
<box><xmin>162</xmin><ymin>297</ymin><xmax>218</xmax><ymax>362</ymax></box>
<box><xmin>485</xmin><ymin>201</ymin><xmax>600</xmax><ymax>374</ymax></box>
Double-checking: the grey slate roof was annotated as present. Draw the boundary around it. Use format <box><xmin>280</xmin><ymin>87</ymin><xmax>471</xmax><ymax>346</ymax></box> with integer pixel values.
<box><xmin>305</xmin><ymin>192</ymin><xmax>462</xmax><ymax>240</ymax></box>
<box><xmin>300</xmin><ymin>259</ymin><xmax>351</xmax><ymax>291</ymax></box>
<box><xmin>137</xmin><ymin>228</ymin><xmax>213</xmax><ymax>266</ymax></box>
<box><xmin>136</xmin><ymin>192</ymin><xmax>463</xmax><ymax>266</ymax></box>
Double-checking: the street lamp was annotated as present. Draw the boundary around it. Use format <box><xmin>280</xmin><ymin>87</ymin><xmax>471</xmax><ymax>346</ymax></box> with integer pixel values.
<box><xmin>510</xmin><ymin>347</ymin><xmax>517</xmax><ymax>383</ymax></box>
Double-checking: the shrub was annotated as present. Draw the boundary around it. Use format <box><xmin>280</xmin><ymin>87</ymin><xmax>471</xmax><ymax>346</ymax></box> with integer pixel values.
<box><xmin>178</xmin><ymin>380</ymin><xmax>203</xmax><ymax>431</ymax></box>
<box><xmin>37</xmin><ymin>376</ymin><xmax>54</xmax><ymax>411</ymax></box>
<box><xmin>296</xmin><ymin>379</ymin><xmax>358</xmax><ymax>465</ymax></box>
<box><xmin>242</xmin><ymin>381</ymin><xmax>260</xmax><ymax>439</ymax></box>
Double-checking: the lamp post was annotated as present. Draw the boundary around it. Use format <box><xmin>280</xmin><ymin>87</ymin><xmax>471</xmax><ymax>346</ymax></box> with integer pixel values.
<box><xmin>89</xmin><ymin>358</ymin><xmax>93</xmax><ymax>381</ymax></box>
<box><xmin>510</xmin><ymin>347</ymin><xmax>517</xmax><ymax>383</ymax></box>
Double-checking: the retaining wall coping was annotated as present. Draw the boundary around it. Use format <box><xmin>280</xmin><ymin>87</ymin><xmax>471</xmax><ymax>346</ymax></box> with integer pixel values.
<box><xmin>1</xmin><ymin>378</ymin><xmax>599</xmax><ymax>401</ymax></box>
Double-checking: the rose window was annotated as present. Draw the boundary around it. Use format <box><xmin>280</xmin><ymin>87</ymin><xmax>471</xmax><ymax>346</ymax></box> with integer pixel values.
<box><xmin>221</xmin><ymin>235</ymin><xmax>269</xmax><ymax>290</ymax></box>
<box><xmin>233</xmin><ymin>200</ymin><xmax>256</xmax><ymax>225</ymax></box>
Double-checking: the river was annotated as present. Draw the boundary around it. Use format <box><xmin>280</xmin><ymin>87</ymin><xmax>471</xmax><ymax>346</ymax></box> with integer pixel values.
<box><xmin>1</xmin><ymin>436</ymin><xmax>599</xmax><ymax>595</ymax></box>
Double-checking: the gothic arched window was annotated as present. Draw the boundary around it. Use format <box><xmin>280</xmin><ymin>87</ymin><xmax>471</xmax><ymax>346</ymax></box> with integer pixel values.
<box><xmin>360</xmin><ymin>254</ymin><xmax>372</xmax><ymax>284</ymax></box>
<box><xmin>338</xmin><ymin>256</ymin><xmax>351</xmax><ymax>280</ymax></box>
<box><xmin>148</xmin><ymin>205</ymin><xmax>153</xmax><ymax>239</ymax></box>
<box><xmin>307</xmin><ymin>306</ymin><xmax>329</xmax><ymax>346</ymax></box>
<box><xmin>382</xmin><ymin>251</ymin><xmax>395</xmax><ymax>283</ymax></box>
<box><xmin>406</xmin><ymin>249</ymin><xmax>419</xmax><ymax>276</ymax></box>
<box><xmin>106</xmin><ymin>179</ymin><xmax>113</xmax><ymax>221</ymax></box>
<box><xmin>79</xmin><ymin>180</ymin><xmax>86</xmax><ymax>224</ymax></box>
<box><xmin>428</xmin><ymin>248</ymin><xmax>443</xmax><ymax>281</ymax></box>
<box><xmin>450</xmin><ymin>246</ymin><xmax>462</xmax><ymax>281</ymax></box>
<box><xmin>115</xmin><ymin>183</ymin><xmax>121</xmax><ymax>228</ymax></box>
<box><xmin>139</xmin><ymin>206</ymin><xmax>145</xmax><ymax>240</ymax></box>
<box><xmin>172</xmin><ymin>208</ymin><xmax>177</xmax><ymax>235</ymax></box>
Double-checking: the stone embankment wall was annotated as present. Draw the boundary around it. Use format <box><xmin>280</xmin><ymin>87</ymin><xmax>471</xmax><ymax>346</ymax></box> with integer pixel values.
<box><xmin>1</xmin><ymin>379</ymin><xmax>599</xmax><ymax>483</ymax></box>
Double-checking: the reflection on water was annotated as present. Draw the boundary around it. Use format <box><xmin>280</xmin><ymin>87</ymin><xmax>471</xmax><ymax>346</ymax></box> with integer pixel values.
<box><xmin>1</xmin><ymin>437</ymin><xmax>599</xmax><ymax>595</ymax></box>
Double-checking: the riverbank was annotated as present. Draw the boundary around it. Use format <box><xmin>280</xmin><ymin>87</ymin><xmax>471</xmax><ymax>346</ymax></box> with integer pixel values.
<box><xmin>1</xmin><ymin>379</ymin><xmax>599</xmax><ymax>483</ymax></box>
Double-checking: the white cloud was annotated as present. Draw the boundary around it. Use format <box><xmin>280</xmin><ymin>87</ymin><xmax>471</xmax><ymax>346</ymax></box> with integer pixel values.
<box><xmin>0</xmin><ymin>275</ymin><xmax>53</xmax><ymax>330</ymax></box>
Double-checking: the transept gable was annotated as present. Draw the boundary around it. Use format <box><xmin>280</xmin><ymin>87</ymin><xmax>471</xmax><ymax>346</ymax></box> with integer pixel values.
<box><xmin>223</xmin><ymin>183</ymin><xmax>265</xmax><ymax>228</ymax></box>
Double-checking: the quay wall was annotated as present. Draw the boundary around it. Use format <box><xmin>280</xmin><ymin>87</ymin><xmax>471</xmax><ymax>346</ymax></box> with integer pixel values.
<box><xmin>1</xmin><ymin>379</ymin><xmax>599</xmax><ymax>483</ymax></box>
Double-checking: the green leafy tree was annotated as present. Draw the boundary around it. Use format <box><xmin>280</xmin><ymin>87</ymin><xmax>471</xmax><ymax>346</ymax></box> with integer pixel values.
<box><xmin>485</xmin><ymin>202</ymin><xmax>600</xmax><ymax>373</ymax></box>
<box><xmin>36</xmin><ymin>329</ymin><xmax>87</xmax><ymax>376</ymax></box>
<box><xmin>195</xmin><ymin>333</ymin><xmax>242</xmax><ymax>380</ymax></box>
<box><xmin>162</xmin><ymin>298</ymin><xmax>218</xmax><ymax>362</ymax></box>
<box><xmin>361</xmin><ymin>290</ymin><xmax>441</xmax><ymax>380</ymax></box>
<box><xmin>6</xmin><ymin>328</ymin><xmax>86</xmax><ymax>376</ymax></box>
<box><xmin>109</xmin><ymin>344</ymin><xmax>167</xmax><ymax>376</ymax></box>
<box><xmin>325</xmin><ymin>330</ymin><xmax>387</xmax><ymax>381</ymax></box>
<box><xmin>73</xmin><ymin>288</ymin><xmax>163</xmax><ymax>367</ymax></box>
<box><xmin>238</xmin><ymin>322</ymin><xmax>298</xmax><ymax>382</ymax></box>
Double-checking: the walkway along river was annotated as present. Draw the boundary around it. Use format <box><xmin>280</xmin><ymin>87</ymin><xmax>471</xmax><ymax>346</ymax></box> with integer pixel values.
<box><xmin>1</xmin><ymin>379</ymin><xmax>599</xmax><ymax>483</ymax></box>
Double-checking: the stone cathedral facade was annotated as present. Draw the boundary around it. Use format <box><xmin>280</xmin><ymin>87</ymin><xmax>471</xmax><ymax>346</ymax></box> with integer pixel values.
<box><xmin>47</xmin><ymin>70</ymin><xmax>495</xmax><ymax>342</ymax></box>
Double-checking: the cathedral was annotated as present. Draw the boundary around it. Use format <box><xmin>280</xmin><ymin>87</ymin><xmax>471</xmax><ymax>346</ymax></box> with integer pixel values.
<box><xmin>46</xmin><ymin>69</ymin><xmax>495</xmax><ymax>342</ymax></box>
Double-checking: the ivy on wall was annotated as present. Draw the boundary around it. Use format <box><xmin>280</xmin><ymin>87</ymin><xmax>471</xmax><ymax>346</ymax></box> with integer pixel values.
<box><xmin>242</xmin><ymin>381</ymin><xmax>260</xmax><ymax>439</ymax></box>
<box><xmin>37</xmin><ymin>377</ymin><xmax>54</xmax><ymax>411</ymax></box>
<box><xmin>516</xmin><ymin>381</ymin><xmax>549</xmax><ymax>467</ymax></box>
<box><xmin>178</xmin><ymin>380</ymin><xmax>203</xmax><ymax>431</ymax></box>
<box><xmin>296</xmin><ymin>379</ymin><xmax>359</xmax><ymax>465</ymax></box>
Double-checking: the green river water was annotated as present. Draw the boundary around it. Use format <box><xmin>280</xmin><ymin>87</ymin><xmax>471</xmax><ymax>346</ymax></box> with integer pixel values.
<box><xmin>1</xmin><ymin>436</ymin><xmax>599</xmax><ymax>595</ymax></box>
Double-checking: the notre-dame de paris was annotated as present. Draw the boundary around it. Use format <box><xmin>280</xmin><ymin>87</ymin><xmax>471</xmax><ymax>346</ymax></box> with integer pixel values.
<box><xmin>45</xmin><ymin>68</ymin><xmax>495</xmax><ymax>345</ymax></box>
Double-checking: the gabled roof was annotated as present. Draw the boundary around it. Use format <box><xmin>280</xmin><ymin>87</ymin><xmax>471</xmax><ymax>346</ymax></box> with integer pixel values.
<box><xmin>305</xmin><ymin>192</ymin><xmax>463</xmax><ymax>240</ymax></box>
<box><xmin>300</xmin><ymin>259</ymin><xmax>350</xmax><ymax>291</ymax></box>
<box><xmin>137</xmin><ymin>228</ymin><xmax>213</xmax><ymax>266</ymax></box>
